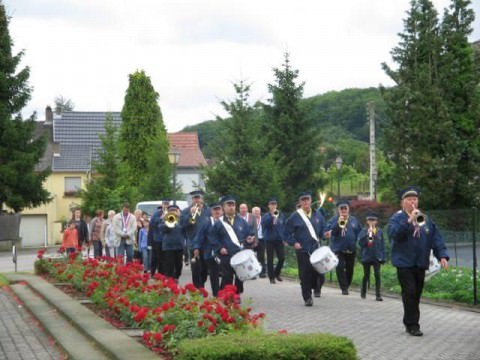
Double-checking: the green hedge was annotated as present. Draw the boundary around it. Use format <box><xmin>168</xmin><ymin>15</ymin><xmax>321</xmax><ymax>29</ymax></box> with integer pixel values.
<box><xmin>175</xmin><ymin>332</ymin><xmax>358</xmax><ymax>360</ymax></box>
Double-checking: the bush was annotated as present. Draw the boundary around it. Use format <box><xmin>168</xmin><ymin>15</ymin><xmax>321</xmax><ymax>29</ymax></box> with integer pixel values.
<box><xmin>175</xmin><ymin>332</ymin><xmax>358</xmax><ymax>360</ymax></box>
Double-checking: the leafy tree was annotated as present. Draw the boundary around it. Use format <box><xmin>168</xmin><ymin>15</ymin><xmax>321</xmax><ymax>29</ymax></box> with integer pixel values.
<box><xmin>54</xmin><ymin>95</ymin><xmax>74</xmax><ymax>115</ymax></box>
<box><xmin>438</xmin><ymin>0</ymin><xmax>480</xmax><ymax>207</ymax></box>
<box><xmin>380</xmin><ymin>0</ymin><xmax>459</xmax><ymax>208</ymax></box>
<box><xmin>81</xmin><ymin>114</ymin><xmax>138</xmax><ymax>215</ymax></box>
<box><xmin>119</xmin><ymin>70</ymin><xmax>171</xmax><ymax>195</ymax></box>
<box><xmin>0</xmin><ymin>3</ymin><xmax>51</xmax><ymax>212</ymax></box>
<box><xmin>263</xmin><ymin>53</ymin><xmax>324</xmax><ymax>209</ymax></box>
<box><xmin>205</xmin><ymin>80</ymin><xmax>284</xmax><ymax>208</ymax></box>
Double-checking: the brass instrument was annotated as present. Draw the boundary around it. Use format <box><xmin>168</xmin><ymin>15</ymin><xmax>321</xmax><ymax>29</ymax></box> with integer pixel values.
<box><xmin>338</xmin><ymin>217</ymin><xmax>347</xmax><ymax>229</ymax></box>
<box><xmin>368</xmin><ymin>227</ymin><xmax>374</xmax><ymax>243</ymax></box>
<box><xmin>273</xmin><ymin>209</ymin><xmax>279</xmax><ymax>217</ymax></box>
<box><xmin>189</xmin><ymin>204</ymin><xmax>201</xmax><ymax>224</ymax></box>
<box><xmin>165</xmin><ymin>212</ymin><xmax>179</xmax><ymax>228</ymax></box>
<box><xmin>412</xmin><ymin>205</ymin><xmax>426</xmax><ymax>227</ymax></box>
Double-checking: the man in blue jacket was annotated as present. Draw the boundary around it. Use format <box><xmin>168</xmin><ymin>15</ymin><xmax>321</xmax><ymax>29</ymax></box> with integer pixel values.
<box><xmin>148</xmin><ymin>200</ymin><xmax>169</xmax><ymax>277</ymax></box>
<box><xmin>388</xmin><ymin>186</ymin><xmax>449</xmax><ymax>336</ymax></box>
<box><xmin>325</xmin><ymin>200</ymin><xmax>361</xmax><ymax>295</ymax></box>
<box><xmin>286</xmin><ymin>191</ymin><xmax>326</xmax><ymax>306</ymax></box>
<box><xmin>212</xmin><ymin>195</ymin><xmax>255</xmax><ymax>295</ymax></box>
<box><xmin>159</xmin><ymin>204</ymin><xmax>185</xmax><ymax>280</ymax></box>
<box><xmin>262</xmin><ymin>198</ymin><xmax>286</xmax><ymax>284</ymax></box>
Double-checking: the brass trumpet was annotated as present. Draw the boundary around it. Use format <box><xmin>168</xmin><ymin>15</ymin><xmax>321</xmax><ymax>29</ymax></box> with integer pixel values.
<box><xmin>273</xmin><ymin>209</ymin><xmax>279</xmax><ymax>217</ymax></box>
<box><xmin>189</xmin><ymin>204</ymin><xmax>200</xmax><ymax>224</ymax></box>
<box><xmin>165</xmin><ymin>212</ymin><xmax>179</xmax><ymax>228</ymax></box>
<box><xmin>338</xmin><ymin>217</ymin><xmax>347</xmax><ymax>229</ymax></box>
<box><xmin>412</xmin><ymin>207</ymin><xmax>426</xmax><ymax>227</ymax></box>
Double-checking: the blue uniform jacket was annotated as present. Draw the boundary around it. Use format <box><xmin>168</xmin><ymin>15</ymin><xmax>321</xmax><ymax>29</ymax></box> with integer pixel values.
<box><xmin>326</xmin><ymin>215</ymin><xmax>361</xmax><ymax>253</ymax></box>
<box><xmin>147</xmin><ymin>209</ymin><xmax>163</xmax><ymax>245</ymax></box>
<box><xmin>388</xmin><ymin>210</ymin><xmax>449</xmax><ymax>269</ymax></box>
<box><xmin>211</xmin><ymin>215</ymin><xmax>253</xmax><ymax>256</ymax></box>
<box><xmin>159</xmin><ymin>223</ymin><xmax>185</xmax><ymax>251</ymax></box>
<box><xmin>180</xmin><ymin>206</ymin><xmax>211</xmax><ymax>247</ymax></box>
<box><xmin>285</xmin><ymin>210</ymin><xmax>325</xmax><ymax>254</ymax></box>
<box><xmin>192</xmin><ymin>217</ymin><xmax>218</xmax><ymax>260</ymax></box>
<box><xmin>261</xmin><ymin>212</ymin><xmax>286</xmax><ymax>243</ymax></box>
<box><xmin>357</xmin><ymin>227</ymin><xmax>385</xmax><ymax>263</ymax></box>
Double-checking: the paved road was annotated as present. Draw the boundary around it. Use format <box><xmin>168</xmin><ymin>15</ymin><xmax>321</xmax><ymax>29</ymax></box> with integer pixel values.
<box><xmin>2</xmin><ymin>250</ymin><xmax>480</xmax><ymax>360</ymax></box>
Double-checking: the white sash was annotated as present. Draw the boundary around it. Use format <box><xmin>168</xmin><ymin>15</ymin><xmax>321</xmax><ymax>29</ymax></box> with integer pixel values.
<box><xmin>122</xmin><ymin>213</ymin><xmax>131</xmax><ymax>232</ymax></box>
<box><xmin>296</xmin><ymin>209</ymin><xmax>319</xmax><ymax>242</ymax></box>
<box><xmin>221</xmin><ymin>220</ymin><xmax>241</xmax><ymax>248</ymax></box>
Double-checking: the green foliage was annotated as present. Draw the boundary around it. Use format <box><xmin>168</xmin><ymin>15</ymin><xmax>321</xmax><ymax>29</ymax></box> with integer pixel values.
<box><xmin>205</xmin><ymin>80</ymin><xmax>284</xmax><ymax>206</ymax></box>
<box><xmin>381</xmin><ymin>0</ymin><xmax>480</xmax><ymax>209</ymax></box>
<box><xmin>263</xmin><ymin>53</ymin><xmax>324</xmax><ymax>209</ymax></box>
<box><xmin>53</xmin><ymin>95</ymin><xmax>74</xmax><ymax>115</ymax></box>
<box><xmin>0</xmin><ymin>3</ymin><xmax>51</xmax><ymax>212</ymax></box>
<box><xmin>175</xmin><ymin>332</ymin><xmax>358</xmax><ymax>360</ymax></box>
<box><xmin>119</xmin><ymin>70</ymin><xmax>171</xmax><ymax>194</ymax></box>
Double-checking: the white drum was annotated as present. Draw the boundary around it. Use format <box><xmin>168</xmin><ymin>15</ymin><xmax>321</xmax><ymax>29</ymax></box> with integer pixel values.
<box><xmin>425</xmin><ymin>250</ymin><xmax>441</xmax><ymax>280</ymax></box>
<box><xmin>310</xmin><ymin>246</ymin><xmax>338</xmax><ymax>274</ymax></box>
<box><xmin>230</xmin><ymin>249</ymin><xmax>262</xmax><ymax>281</ymax></box>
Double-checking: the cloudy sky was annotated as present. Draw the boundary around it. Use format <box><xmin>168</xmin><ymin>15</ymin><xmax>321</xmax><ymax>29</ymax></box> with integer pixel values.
<box><xmin>4</xmin><ymin>0</ymin><xmax>480</xmax><ymax>132</ymax></box>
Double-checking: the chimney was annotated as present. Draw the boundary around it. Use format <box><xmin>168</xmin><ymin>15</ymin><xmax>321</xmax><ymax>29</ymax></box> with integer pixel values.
<box><xmin>45</xmin><ymin>106</ymin><xmax>53</xmax><ymax>123</ymax></box>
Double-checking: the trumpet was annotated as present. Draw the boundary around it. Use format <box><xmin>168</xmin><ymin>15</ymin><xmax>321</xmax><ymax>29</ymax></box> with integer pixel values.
<box><xmin>189</xmin><ymin>204</ymin><xmax>200</xmax><ymax>224</ymax></box>
<box><xmin>165</xmin><ymin>211</ymin><xmax>179</xmax><ymax>228</ymax></box>
<box><xmin>368</xmin><ymin>227</ymin><xmax>374</xmax><ymax>243</ymax></box>
<box><xmin>412</xmin><ymin>207</ymin><xmax>426</xmax><ymax>227</ymax></box>
<box><xmin>273</xmin><ymin>209</ymin><xmax>279</xmax><ymax>217</ymax></box>
<box><xmin>338</xmin><ymin>217</ymin><xmax>347</xmax><ymax>229</ymax></box>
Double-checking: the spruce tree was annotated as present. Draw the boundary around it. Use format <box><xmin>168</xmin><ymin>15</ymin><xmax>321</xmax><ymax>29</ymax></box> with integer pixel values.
<box><xmin>119</xmin><ymin>70</ymin><xmax>171</xmax><ymax>196</ymax></box>
<box><xmin>205</xmin><ymin>80</ymin><xmax>284</xmax><ymax>207</ymax></box>
<box><xmin>0</xmin><ymin>3</ymin><xmax>51</xmax><ymax>212</ymax></box>
<box><xmin>263</xmin><ymin>53</ymin><xmax>322</xmax><ymax>209</ymax></box>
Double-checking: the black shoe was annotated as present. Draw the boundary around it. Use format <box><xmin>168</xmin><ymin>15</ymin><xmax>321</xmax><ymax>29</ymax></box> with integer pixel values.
<box><xmin>314</xmin><ymin>290</ymin><xmax>321</xmax><ymax>298</ymax></box>
<box><xmin>361</xmin><ymin>293</ymin><xmax>366</xmax><ymax>299</ymax></box>
<box><xmin>259</xmin><ymin>273</ymin><xmax>267</xmax><ymax>278</ymax></box>
<box><xmin>251</xmin><ymin>276</ymin><xmax>257</xmax><ymax>280</ymax></box>
<box><xmin>276</xmin><ymin>275</ymin><xmax>283</xmax><ymax>282</ymax></box>
<box><xmin>269</xmin><ymin>278</ymin><xmax>276</xmax><ymax>284</ymax></box>
<box><xmin>304</xmin><ymin>298</ymin><xmax>313</xmax><ymax>306</ymax></box>
<box><xmin>376</xmin><ymin>295</ymin><xmax>383</xmax><ymax>301</ymax></box>
<box><xmin>406</xmin><ymin>328</ymin><xmax>423</xmax><ymax>336</ymax></box>
<box><xmin>342</xmin><ymin>289</ymin><xmax>349</xmax><ymax>295</ymax></box>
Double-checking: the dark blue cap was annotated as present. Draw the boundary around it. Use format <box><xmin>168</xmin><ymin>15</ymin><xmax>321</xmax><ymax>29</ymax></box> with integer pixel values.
<box><xmin>220</xmin><ymin>195</ymin><xmax>236</xmax><ymax>204</ymax></box>
<box><xmin>167</xmin><ymin>204</ymin><xmax>180</xmax><ymax>211</ymax></box>
<box><xmin>399</xmin><ymin>186</ymin><xmax>420</xmax><ymax>200</ymax></box>
<box><xmin>336</xmin><ymin>200</ymin><xmax>350</xmax><ymax>208</ymax></box>
<box><xmin>210</xmin><ymin>202</ymin><xmax>222</xmax><ymax>209</ymax></box>
<box><xmin>366</xmin><ymin>210</ymin><xmax>378</xmax><ymax>220</ymax></box>
<box><xmin>268</xmin><ymin>197</ymin><xmax>278</xmax><ymax>204</ymax></box>
<box><xmin>190</xmin><ymin>190</ymin><xmax>205</xmax><ymax>197</ymax></box>
<box><xmin>298</xmin><ymin>191</ymin><xmax>312</xmax><ymax>200</ymax></box>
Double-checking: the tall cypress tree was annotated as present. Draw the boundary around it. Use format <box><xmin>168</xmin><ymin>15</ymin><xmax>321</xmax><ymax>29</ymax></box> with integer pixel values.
<box><xmin>263</xmin><ymin>53</ymin><xmax>322</xmax><ymax>209</ymax></box>
<box><xmin>439</xmin><ymin>0</ymin><xmax>480</xmax><ymax>207</ymax></box>
<box><xmin>205</xmin><ymin>80</ymin><xmax>284</xmax><ymax>206</ymax></box>
<box><xmin>119</xmin><ymin>70</ymin><xmax>171</xmax><ymax>197</ymax></box>
<box><xmin>381</xmin><ymin>0</ymin><xmax>459</xmax><ymax>208</ymax></box>
<box><xmin>0</xmin><ymin>2</ymin><xmax>51</xmax><ymax>212</ymax></box>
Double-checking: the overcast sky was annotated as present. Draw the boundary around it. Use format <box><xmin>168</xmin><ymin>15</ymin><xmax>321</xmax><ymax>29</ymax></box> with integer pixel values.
<box><xmin>4</xmin><ymin>0</ymin><xmax>480</xmax><ymax>132</ymax></box>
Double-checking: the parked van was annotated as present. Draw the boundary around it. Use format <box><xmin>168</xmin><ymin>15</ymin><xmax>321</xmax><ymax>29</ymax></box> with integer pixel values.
<box><xmin>135</xmin><ymin>200</ymin><xmax>189</xmax><ymax>217</ymax></box>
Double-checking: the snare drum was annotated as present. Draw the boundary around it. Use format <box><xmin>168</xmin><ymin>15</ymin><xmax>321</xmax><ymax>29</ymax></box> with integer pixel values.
<box><xmin>309</xmin><ymin>246</ymin><xmax>338</xmax><ymax>274</ymax></box>
<box><xmin>230</xmin><ymin>249</ymin><xmax>262</xmax><ymax>281</ymax></box>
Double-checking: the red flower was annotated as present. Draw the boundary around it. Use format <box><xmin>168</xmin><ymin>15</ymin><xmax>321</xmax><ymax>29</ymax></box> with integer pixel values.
<box><xmin>207</xmin><ymin>325</ymin><xmax>216</xmax><ymax>333</ymax></box>
<box><xmin>153</xmin><ymin>332</ymin><xmax>162</xmax><ymax>342</ymax></box>
<box><xmin>134</xmin><ymin>307</ymin><xmax>149</xmax><ymax>323</ymax></box>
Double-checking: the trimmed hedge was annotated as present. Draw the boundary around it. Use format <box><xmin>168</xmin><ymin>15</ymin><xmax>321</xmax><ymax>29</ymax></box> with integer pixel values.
<box><xmin>175</xmin><ymin>332</ymin><xmax>358</xmax><ymax>360</ymax></box>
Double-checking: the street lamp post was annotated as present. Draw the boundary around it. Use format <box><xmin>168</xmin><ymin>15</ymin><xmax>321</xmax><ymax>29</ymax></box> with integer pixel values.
<box><xmin>168</xmin><ymin>149</ymin><xmax>181</xmax><ymax>205</ymax></box>
<box><xmin>335</xmin><ymin>155</ymin><xmax>343</xmax><ymax>200</ymax></box>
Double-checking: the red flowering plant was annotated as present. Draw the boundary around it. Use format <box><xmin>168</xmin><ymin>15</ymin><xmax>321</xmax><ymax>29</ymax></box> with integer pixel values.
<box><xmin>34</xmin><ymin>251</ymin><xmax>266</xmax><ymax>352</ymax></box>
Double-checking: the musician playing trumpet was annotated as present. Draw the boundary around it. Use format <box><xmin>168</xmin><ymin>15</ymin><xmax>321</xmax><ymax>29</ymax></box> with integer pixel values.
<box><xmin>159</xmin><ymin>204</ymin><xmax>185</xmax><ymax>280</ymax></box>
<box><xmin>180</xmin><ymin>190</ymin><xmax>211</xmax><ymax>289</ymax></box>
<box><xmin>388</xmin><ymin>186</ymin><xmax>449</xmax><ymax>336</ymax></box>
<box><xmin>358</xmin><ymin>211</ymin><xmax>385</xmax><ymax>301</ymax></box>
<box><xmin>325</xmin><ymin>200</ymin><xmax>361</xmax><ymax>295</ymax></box>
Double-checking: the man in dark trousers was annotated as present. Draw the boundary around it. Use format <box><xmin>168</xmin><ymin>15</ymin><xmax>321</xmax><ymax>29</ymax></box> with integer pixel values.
<box><xmin>286</xmin><ymin>191</ymin><xmax>326</xmax><ymax>306</ymax></box>
<box><xmin>388</xmin><ymin>186</ymin><xmax>449</xmax><ymax>336</ymax></box>
<box><xmin>148</xmin><ymin>199</ymin><xmax>169</xmax><ymax>277</ymax></box>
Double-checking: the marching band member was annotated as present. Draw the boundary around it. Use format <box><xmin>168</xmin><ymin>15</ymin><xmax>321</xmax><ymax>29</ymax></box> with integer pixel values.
<box><xmin>325</xmin><ymin>200</ymin><xmax>361</xmax><ymax>295</ymax></box>
<box><xmin>286</xmin><ymin>191</ymin><xmax>326</xmax><ymax>306</ymax></box>
<box><xmin>212</xmin><ymin>195</ymin><xmax>254</xmax><ymax>295</ymax></box>
<box><xmin>358</xmin><ymin>211</ymin><xmax>385</xmax><ymax>301</ymax></box>
<box><xmin>192</xmin><ymin>202</ymin><xmax>223</xmax><ymax>296</ymax></box>
<box><xmin>261</xmin><ymin>197</ymin><xmax>286</xmax><ymax>284</ymax></box>
<box><xmin>388</xmin><ymin>186</ymin><xmax>449</xmax><ymax>336</ymax></box>
<box><xmin>180</xmin><ymin>190</ymin><xmax>211</xmax><ymax>288</ymax></box>
<box><xmin>251</xmin><ymin>206</ymin><xmax>266</xmax><ymax>278</ymax></box>
<box><xmin>159</xmin><ymin>204</ymin><xmax>185</xmax><ymax>280</ymax></box>
<box><xmin>148</xmin><ymin>199</ymin><xmax>169</xmax><ymax>277</ymax></box>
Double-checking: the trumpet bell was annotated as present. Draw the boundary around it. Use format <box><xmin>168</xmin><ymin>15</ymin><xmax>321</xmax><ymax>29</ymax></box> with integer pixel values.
<box><xmin>165</xmin><ymin>212</ymin><xmax>179</xmax><ymax>228</ymax></box>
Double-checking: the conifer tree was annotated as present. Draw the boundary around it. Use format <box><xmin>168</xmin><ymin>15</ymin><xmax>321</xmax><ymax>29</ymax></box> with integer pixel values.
<box><xmin>119</xmin><ymin>70</ymin><xmax>171</xmax><ymax>196</ymax></box>
<box><xmin>263</xmin><ymin>53</ymin><xmax>322</xmax><ymax>209</ymax></box>
<box><xmin>205</xmin><ymin>81</ymin><xmax>283</xmax><ymax>206</ymax></box>
<box><xmin>0</xmin><ymin>2</ymin><xmax>51</xmax><ymax>212</ymax></box>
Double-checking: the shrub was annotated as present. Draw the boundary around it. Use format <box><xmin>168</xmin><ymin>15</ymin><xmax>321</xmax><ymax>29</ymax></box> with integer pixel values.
<box><xmin>175</xmin><ymin>332</ymin><xmax>358</xmax><ymax>360</ymax></box>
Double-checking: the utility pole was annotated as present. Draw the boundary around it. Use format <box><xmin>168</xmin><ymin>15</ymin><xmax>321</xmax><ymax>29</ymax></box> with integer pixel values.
<box><xmin>368</xmin><ymin>102</ymin><xmax>376</xmax><ymax>201</ymax></box>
